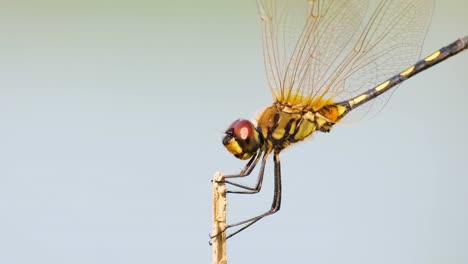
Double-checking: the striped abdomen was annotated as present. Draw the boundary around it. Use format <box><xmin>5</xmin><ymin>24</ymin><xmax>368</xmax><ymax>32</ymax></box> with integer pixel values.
<box><xmin>335</xmin><ymin>36</ymin><xmax>468</xmax><ymax>117</ymax></box>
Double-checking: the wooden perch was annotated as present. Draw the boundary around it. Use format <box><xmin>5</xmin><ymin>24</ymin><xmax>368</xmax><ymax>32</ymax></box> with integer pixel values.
<box><xmin>212</xmin><ymin>172</ymin><xmax>227</xmax><ymax>264</ymax></box>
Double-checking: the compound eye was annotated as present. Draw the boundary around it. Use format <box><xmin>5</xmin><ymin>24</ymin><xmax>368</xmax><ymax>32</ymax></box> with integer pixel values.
<box><xmin>231</xmin><ymin>119</ymin><xmax>255</xmax><ymax>141</ymax></box>
<box><xmin>223</xmin><ymin>119</ymin><xmax>261</xmax><ymax>160</ymax></box>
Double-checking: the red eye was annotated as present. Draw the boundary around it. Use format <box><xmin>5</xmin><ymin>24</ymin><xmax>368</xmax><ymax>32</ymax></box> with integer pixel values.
<box><xmin>231</xmin><ymin>119</ymin><xmax>254</xmax><ymax>140</ymax></box>
<box><xmin>223</xmin><ymin>118</ymin><xmax>261</xmax><ymax>159</ymax></box>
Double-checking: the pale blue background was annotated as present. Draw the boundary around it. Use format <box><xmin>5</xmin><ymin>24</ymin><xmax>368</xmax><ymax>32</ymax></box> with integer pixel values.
<box><xmin>0</xmin><ymin>1</ymin><xmax>467</xmax><ymax>263</ymax></box>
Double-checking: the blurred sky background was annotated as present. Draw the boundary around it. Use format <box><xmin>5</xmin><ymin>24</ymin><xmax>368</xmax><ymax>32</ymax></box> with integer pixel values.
<box><xmin>0</xmin><ymin>1</ymin><xmax>467</xmax><ymax>263</ymax></box>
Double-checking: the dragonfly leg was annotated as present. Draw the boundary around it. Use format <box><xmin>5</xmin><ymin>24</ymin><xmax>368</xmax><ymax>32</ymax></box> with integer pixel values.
<box><xmin>225</xmin><ymin>151</ymin><xmax>282</xmax><ymax>239</ymax></box>
<box><xmin>213</xmin><ymin>152</ymin><xmax>259</xmax><ymax>190</ymax></box>
<box><xmin>224</xmin><ymin>151</ymin><xmax>270</xmax><ymax>194</ymax></box>
<box><xmin>223</xmin><ymin>150</ymin><xmax>262</xmax><ymax>179</ymax></box>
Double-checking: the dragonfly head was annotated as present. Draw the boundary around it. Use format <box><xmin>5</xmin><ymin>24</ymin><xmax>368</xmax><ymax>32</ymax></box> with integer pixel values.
<box><xmin>222</xmin><ymin>119</ymin><xmax>262</xmax><ymax>160</ymax></box>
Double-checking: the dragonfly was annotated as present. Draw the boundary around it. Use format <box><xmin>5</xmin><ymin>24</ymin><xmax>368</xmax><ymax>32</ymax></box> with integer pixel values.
<box><xmin>218</xmin><ymin>0</ymin><xmax>467</xmax><ymax>240</ymax></box>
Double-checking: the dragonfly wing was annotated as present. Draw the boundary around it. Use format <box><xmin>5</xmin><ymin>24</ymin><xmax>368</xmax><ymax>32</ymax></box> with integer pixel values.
<box><xmin>256</xmin><ymin>0</ymin><xmax>368</xmax><ymax>105</ymax></box>
<box><xmin>256</xmin><ymin>0</ymin><xmax>433</xmax><ymax>118</ymax></box>
<box><xmin>325</xmin><ymin>0</ymin><xmax>434</xmax><ymax>120</ymax></box>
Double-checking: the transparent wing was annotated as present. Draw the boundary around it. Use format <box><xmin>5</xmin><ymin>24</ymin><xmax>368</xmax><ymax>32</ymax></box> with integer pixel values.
<box><xmin>256</xmin><ymin>0</ymin><xmax>433</xmax><ymax>115</ymax></box>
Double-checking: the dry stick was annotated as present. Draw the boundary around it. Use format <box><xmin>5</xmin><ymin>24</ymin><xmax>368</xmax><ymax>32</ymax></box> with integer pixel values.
<box><xmin>212</xmin><ymin>172</ymin><xmax>227</xmax><ymax>264</ymax></box>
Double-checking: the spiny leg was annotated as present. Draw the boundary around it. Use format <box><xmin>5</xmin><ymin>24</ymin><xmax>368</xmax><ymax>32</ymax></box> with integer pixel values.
<box><xmin>214</xmin><ymin>151</ymin><xmax>260</xmax><ymax>191</ymax></box>
<box><xmin>225</xmin><ymin>150</ymin><xmax>270</xmax><ymax>193</ymax></box>
<box><xmin>223</xmin><ymin>151</ymin><xmax>282</xmax><ymax>239</ymax></box>
<box><xmin>223</xmin><ymin>150</ymin><xmax>262</xmax><ymax>179</ymax></box>
<box><xmin>209</xmin><ymin>151</ymin><xmax>266</xmax><ymax>241</ymax></box>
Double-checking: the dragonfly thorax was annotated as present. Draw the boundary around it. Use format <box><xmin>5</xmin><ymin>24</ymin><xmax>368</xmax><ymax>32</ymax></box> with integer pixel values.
<box><xmin>255</xmin><ymin>103</ymin><xmax>345</xmax><ymax>150</ymax></box>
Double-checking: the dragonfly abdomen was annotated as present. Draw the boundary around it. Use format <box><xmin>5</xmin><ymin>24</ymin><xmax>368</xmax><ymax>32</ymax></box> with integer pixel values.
<box><xmin>340</xmin><ymin>36</ymin><xmax>468</xmax><ymax>113</ymax></box>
